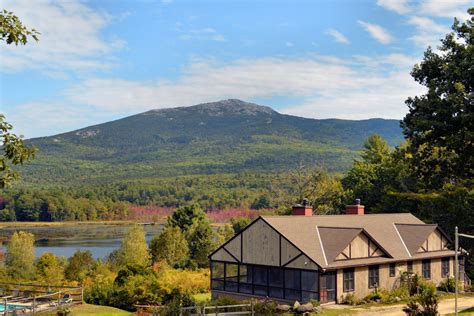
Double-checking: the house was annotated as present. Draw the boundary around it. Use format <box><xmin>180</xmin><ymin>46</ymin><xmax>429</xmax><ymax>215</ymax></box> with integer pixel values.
<box><xmin>209</xmin><ymin>200</ymin><xmax>466</xmax><ymax>304</ymax></box>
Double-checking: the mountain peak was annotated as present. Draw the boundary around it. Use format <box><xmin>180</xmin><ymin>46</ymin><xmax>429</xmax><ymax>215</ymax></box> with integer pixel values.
<box><xmin>148</xmin><ymin>99</ymin><xmax>277</xmax><ymax>116</ymax></box>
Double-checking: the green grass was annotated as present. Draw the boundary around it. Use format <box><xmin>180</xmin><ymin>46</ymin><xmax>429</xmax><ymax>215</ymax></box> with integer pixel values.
<box><xmin>39</xmin><ymin>304</ymin><xmax>132</xmax><ymax>316</ymax></box>
<box><xmin>446</xmin><ymin>307</ymin><xmax>474</xmax><ymax>316</ymax></box>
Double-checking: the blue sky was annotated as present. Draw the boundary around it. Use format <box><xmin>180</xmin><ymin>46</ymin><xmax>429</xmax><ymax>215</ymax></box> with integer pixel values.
<box><xmin>0</xmin><ymin>0</ymin><xmax>471</xmax><ymax>138</ymax></box>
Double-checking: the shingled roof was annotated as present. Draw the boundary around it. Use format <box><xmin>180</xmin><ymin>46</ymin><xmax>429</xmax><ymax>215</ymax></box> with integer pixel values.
<box><xmin>261</xmin><ymin>213</ymin><xmax>455</xmax><ymax>269</ymax></box>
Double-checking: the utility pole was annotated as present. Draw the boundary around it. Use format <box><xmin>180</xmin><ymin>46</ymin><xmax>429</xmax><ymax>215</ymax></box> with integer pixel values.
<box><xmin>454</xmin><ymin>226</ymin><xmax>474</xmax><ymax>316</ymax></box>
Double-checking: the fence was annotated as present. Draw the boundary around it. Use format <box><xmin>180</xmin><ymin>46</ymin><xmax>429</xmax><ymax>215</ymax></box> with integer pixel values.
<box><xmin>136</xmin><ymin>303</ymin><xmax>254</xmax><ymax>316</ymax></box>
<box><xmin>0</xmin><ymin>282</ymin><xmax>82</xmax><ymax>315</ymax></box>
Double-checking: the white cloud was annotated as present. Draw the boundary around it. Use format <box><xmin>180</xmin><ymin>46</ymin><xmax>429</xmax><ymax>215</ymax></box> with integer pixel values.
<box><xmin>0</xmin><ymin>0</ymin><xmax>124</xmax><ymax>74</ymax></box>
<box><xmin>358</xmin><ymin>21</ymin><xmax>394</xmax><ymax>44</ymax></box>
<box><xmin>377</xmin><ymin>0</ymin><xmax>412</xmax><ymax>14</ymax></box>
<box><xmin>407</xmin><ymin>16</ymin><xmax>449</xmax><ymax>48</ymax></box>
<box><xmin>326</xmin><ymin>29</ymin><xmax>350</xmax><ymax>44</ymax></box>
<box><xmin>419</xmin><ymin>0</ymin><xmax>471</xmax><ymax>20</ymax></box>
<box><xmin>7</xmin><ymin>53</ymin><xmax>424</xmax><ymax>137</ymax></box>
<box><xmin>179</xmin><ymin>28</ymin><xmax>225</xmax><ymax>42</ymax></box>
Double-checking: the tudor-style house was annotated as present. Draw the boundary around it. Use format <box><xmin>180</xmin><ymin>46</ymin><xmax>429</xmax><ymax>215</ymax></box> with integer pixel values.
<box><xmin>209</xmin><ymin>200</ymin><xmax>467</xmax><ymax>304</ymax></box>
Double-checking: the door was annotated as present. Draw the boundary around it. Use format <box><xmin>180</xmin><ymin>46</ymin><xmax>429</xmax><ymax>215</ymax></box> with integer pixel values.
<box><xmin>319</xmin><ymin>272</ymin><xmax>336</xmax><ymax>303</ymax></box>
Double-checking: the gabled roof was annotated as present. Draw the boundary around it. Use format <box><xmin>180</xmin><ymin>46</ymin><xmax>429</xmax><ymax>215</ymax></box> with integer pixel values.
<box><xmin>395</xmin><ymin>224</ymin><xmax>437</xmax><ymax>255</ymax></box>
<box><xmin>261</xmin><ymin>213</ymin><xmax>455</xmax><ymax>269</ymax></box>
<box><xmin>318</xmin><ymin>227</ymin><xmax>362</xmax><ymax>262</ymax></box>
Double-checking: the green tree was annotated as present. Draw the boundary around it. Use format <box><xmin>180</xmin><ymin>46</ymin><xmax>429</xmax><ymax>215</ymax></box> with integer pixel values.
<box><xmin>35</xmin><ymin>252</ymin><xmax>64</xmax><ymax>284</ymax></box>
<box><xmin>361</xmin><ymin>134</ymin><xmax>391</xmax><ymax>164</ymax></box>
<box><xmin>168</xmin><ymin>204</ymin><xmax>206</xmax><ymax>232</ymax></box>
<box><xmin>230</xmin><ymin>217</ymin><xmax>252</xmax><ymax>234</ymax></box>
<box><xmin>186</xmin><ymin>218</ymin><xmax>216</xmax><ymax>268</ymax></box>
<box><xmin>402</xmin><ymin>9</ymin><xmax>474</xmax><ymax>188</ymax></box>
<box><xmin>0</xmin><ymin>10</ymin><xmax>39</xmax><ymax>45</ymax></box>
<box><xmin>217</xmin><ymin>224</ymin><xmax>234</xmax><ymax>244</ymax></box>
<box><xmin>0</xmin><ymin>10</ymin><xmax>38</xmax><ymax>188</ymax></box>
<box><xmin>65</xmin><ymin>250</ymin><xmax>95</xmax><ymax>282</ymax></box>
<box><xmin>6</xmin><ymin>231</ymin><xmax>35</xmax><ymax>278</ymax></box>
<box><xmin>116</xmin><ymin>225</ymin><xmax>150</xmax><ymax>267</ymax></box>
<box><xmin>149</xmin><ymin>226</ymin><xmax>189</xmax><ymax>267</ymax></box>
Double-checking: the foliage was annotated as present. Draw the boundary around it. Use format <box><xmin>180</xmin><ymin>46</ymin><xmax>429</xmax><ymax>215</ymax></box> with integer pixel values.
<box><xmin>116</xmin><ymin>225</ymin><xmax>150</xmax><ymax>267</ymax></box>
<box><xmin>35</xmin><ymin>252</ymin><xmax>65</xmax><ymax>284</ymax></box>
<box><xmin>341</xmin><ymin>293</ymin><xmax>361</xmax><ymax>306</ymax></box>
<box><xmin>185</xmin><ymin>218</ymin><xmax>217</xmax><ymax>268</ymax></box>
<box><xmin>230</xmin><ymin>216</ymin><xmax>252</xmax><ymax>234</ymax></box>
<box><xmin>216</xmin><ymin>224</ymin><xmax>234</xmax><ymax>244</ymax></box>
<box><xmin>0</xmin><ymin>9</ymin><xmax>39</xmax><ymax>45</ymax></box>
<box><xmin>5</xmin><ymin>231</ymin><xmax>35</xmax><ymax>278</ymax></box>
<box><xmin>401</xmin><ymin>9</ymin><xmax>474</xmax><ymax>188</ymax></box>
<box><xmin>149</xmin><ymin>226</ymin><xmax>189</xmax><ymax>267</ymax></box>
<box><xmin>65</xmin><ymin>250</ymin><xmax>94</xmax><ymax>282</ymax></box>
<box><xmin>157</xmin><ymin>268</ymin><xmax>209</xmax><ymax>295</ymax></box>
<box><xmin>168</xmin><ymin>204</ymin><xmax>206</xmax><ymax>232</ymax></box>
<box><xmin>161</xmin><ymin>288</ymin><xmax>196</xmax><ymax>316</ymax></box>
<box><xmin>403</xmin><ymin>281</ymin><xmax>439</xmax><ymax>316</ymax></box>
<box><xmin>0</xmin><ymin>114</ymin><xmax>36</xmax><ymax>188</ymax></box>
<box><xmin>437</xmin><ymin>277</ymin><xmax>458</xmax><ymax>293</ymax></box>
<box><xmin>253</xmin><ymin>298</ymin><xmax>278</xmax><ymax>315</ymax></box>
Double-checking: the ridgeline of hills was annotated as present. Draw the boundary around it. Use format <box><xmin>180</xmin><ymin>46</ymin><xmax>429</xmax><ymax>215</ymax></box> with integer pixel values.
<box><xmin>22</xmin><ymin>99</ymin><xmax>403</xmax><ymax>185</ymax></box>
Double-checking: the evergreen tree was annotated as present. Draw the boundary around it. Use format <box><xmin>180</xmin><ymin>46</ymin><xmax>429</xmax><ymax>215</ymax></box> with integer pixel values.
<box><xmin>186</xmin><ymin>218</ymin><xmax>216</xmax><ymax>268</ymax></box>
<box><xmin>168</xmin><ymin>204</ymin><xmax>206</xmax><ymax>232</ymax></box>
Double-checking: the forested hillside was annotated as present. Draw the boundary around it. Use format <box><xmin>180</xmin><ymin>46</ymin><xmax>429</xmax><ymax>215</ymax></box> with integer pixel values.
<box><xmin>21</xmin><ymin>99</ymin><xmax>402</xmax><ymax>184</ymax></box>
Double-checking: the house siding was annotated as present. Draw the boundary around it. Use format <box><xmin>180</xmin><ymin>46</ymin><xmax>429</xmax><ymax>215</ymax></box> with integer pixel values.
<box><xmin>336</xmin><ymin>257</ymin><xmax>454</xmax><ymax>303</ymax></box>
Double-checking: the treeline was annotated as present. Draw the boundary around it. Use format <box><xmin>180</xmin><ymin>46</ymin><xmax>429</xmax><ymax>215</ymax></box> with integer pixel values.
<box><xmin>0</xmin><ymin>205</ymin><xmax>244</xmax><ymax>312</ymax></box>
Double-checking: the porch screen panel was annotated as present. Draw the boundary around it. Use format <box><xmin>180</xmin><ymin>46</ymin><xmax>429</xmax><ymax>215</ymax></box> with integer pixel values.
<box><xmin>284</xmin><ymin>269</ymin><xmax>301</xmax><ymax>300</ymax></box>
<box><xmin>239</xmin><ymin>264</ymin><xmax>252</xmax><ymax>294</ymax></box>
<box><xmin>225</xmin><ymin>263</ymin><xmax>239</xmax><ymax>292</ymax></box>
<box><xmin>269</xmin><ymin>267</ymin><xmax>284</xmax><ymax>298</ymax></box>
<box><xmin>302</xmin><ymin>270</ymin><xmax>319</xmax><ymax>301</ymax></box>
<box><xmin>211</xmin><ymin>261</ymin><xmax>225</xmax><ymax>290</ymax></box>
<box><xmin>253</xmin><ymin>266</ymin><xmax>268</xmax><ymax>296</ymax></box>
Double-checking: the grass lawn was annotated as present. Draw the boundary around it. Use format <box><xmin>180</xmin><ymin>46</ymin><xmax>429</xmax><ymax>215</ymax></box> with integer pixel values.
<box><xmin>446</xmin><ymin>307</ymin><xmax>474</xmax><ymax>315</ymax></box>
<box><xmin>39</xmin><ymin>304</ymin><xmax>132</xmax><ymax>316</ymax></box>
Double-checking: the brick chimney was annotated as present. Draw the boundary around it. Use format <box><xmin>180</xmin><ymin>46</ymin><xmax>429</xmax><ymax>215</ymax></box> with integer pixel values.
<box><xmin>292</xmin><ymin>198</ymin><xmax>313</xmax><ymax>216</ymax></box>
<box><xmin>345</xmin><ymin>198</ymin><xmax>365</xmax><ymax>215</ymax></box>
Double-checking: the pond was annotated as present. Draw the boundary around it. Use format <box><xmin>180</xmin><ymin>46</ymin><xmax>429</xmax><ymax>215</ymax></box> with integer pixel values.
<box><xmin>0</xmin><ymin>223</ymin><xmax>164</xmax><ymax>259</ymax></box>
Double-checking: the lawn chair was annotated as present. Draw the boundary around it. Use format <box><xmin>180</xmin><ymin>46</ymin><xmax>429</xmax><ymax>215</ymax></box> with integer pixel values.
<box><xmin>0</xmin><ymin>289</ymin><xmax>19</xmax><ymax>299</ymax></box>
<box><xmin>58</xmin><ymin>293</ymin><xmax>72</xmax><ymax>305</ymax></box>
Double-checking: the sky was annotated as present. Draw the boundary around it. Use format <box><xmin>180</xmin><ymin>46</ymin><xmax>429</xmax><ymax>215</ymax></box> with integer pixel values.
<box><xmin>0</xmin><ymin>0</ymin><xmax>472</xmax><ymax>138</ymax></box>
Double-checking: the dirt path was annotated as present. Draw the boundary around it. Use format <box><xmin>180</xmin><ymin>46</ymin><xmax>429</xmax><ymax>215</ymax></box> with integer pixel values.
<box><xmin>348</xmin><ymin>296</ymin><xmax>474</xmax><ymax>315</ymax></box>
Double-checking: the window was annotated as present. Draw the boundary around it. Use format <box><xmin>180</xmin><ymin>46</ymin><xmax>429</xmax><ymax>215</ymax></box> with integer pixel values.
<box><xmin>422</xmin><ymin>259</ymin><xmax>431</xmax><ymax>279</ymax></box>
<box><xmin>343</xmin><ymin>268</ymin><xmax>355</xmax><ymax>292</ymax></box>
<box><xmin>389</xmin><ymin>263</ymin><xmax>396</xmax><ymax>277</ymax></box>
<box><xmin>407</xmin><ymin>261</ymin><xmax>413</xmax><ymax>273</ymax></box>
<box><xmin>441</xmin><ymin>258</ymin><xmax>450</xmax><ymax>277</ymax></box>
<box><xmin>210</xmin><ymin>261</ymin><xmax>320</xmax><ymax>301</ymax></box>
<box><xmin>368</xmin><ymin>265</ymin><xmax>379</xmax><ymax>288</ymax></box>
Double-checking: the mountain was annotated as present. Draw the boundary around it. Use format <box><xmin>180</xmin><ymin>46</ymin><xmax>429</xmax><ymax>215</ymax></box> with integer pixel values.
<box><xmin>23</xmin><ymin>99</ymin><xmax>403</xmax><ymax>184</ymax></box>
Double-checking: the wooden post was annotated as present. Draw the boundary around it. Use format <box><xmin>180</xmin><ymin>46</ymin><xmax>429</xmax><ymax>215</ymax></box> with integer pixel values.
<box><xmin>455</xmin><ymin>226</ymin><xmax>458</xmax><ymax>316</ymax></box>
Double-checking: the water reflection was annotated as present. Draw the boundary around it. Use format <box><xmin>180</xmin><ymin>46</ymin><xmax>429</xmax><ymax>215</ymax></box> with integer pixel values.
<box><xmin>0</xmin><ymin>224</ymin><xmax>164</xmax><ymax>259</ymax></box>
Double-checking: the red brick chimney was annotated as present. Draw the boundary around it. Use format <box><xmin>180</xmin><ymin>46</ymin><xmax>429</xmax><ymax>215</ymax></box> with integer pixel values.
<box><xmin>345</xmin><ymin>199</ymin><xmax>365</xmax><ymax>215</ymax></box>
<box><xmin>292</xmin><ymin>198</ymin><xmax>313</xmax><ymax>216</ymax></box>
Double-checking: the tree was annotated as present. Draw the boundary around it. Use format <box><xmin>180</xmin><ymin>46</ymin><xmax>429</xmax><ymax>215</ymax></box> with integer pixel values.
<box><xmin>230</xmin><ymin>216</ymin><xmax>252</xmax><ymax>234</ymax></box>
<box><xmin>0</xmin><ymin>10</ymin><xmax>39</xmax><ymax>45</ymax></box>
<box><xmin>116</xmin><ymin>225</ymin><xmax>150</xmax><ymax>267</ymax></box>
<box><xmin>168</xmin><ymin>204</ymin><xmax>206</xmax><ymax>232</ymax></box>
<box><xmin>65</xmin><ymin>250</ymin><xmax>95</xmax><ymax>282</ymax></box>
<box><xmin>186</xmin><ymin>218</ymin><xmax>216</xmax><ymax>268</ymax></box>
<box><xmin>0</xmin><ymin>10</ymin><xmax>38</xmax><ymax>187</ymax></box>
<box><xmin>401</xmin><ymin>8</ymin><xmax>474</xmax><ymax>188</ymax></box>
<box><xmin>6</xmin><ymin>231</ymin><xmax>35</xmax><ymax>278</ymax></box>
<box><xmin>149</xmin><ymin>226</ymin><xmax>189</xmax><ymax>267</ymax></box>
<box><xmin>0</xmin><ymin>115</ymin><xmax>36</xmax><ymax>188</ymax></box>
<box><xmin>361</xmin><ymin>134</ymin><xmax>391</xmax><ymax>164</ymax></box>
<box><xmin>36</xmin><ymin>252</ymin><xmax>64</xmax><ymax>284</ymax></box>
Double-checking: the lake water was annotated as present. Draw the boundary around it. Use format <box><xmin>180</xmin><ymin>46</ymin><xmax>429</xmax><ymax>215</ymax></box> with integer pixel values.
<box><xmin>0</xmin><ymin>223</ymin><xmax>164</xmax><ymax>259</ymax></box>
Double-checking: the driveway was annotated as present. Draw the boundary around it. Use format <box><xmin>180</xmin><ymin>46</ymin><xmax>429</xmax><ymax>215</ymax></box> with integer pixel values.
<box><xmin>333</xmin><ymin>296</ymin><xmax>474</xmax><ymax>316</ymax></box>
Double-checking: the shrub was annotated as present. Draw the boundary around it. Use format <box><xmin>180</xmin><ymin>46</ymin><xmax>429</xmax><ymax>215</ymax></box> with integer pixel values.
<box><xmin>364</xmin><ymin>290</ymin><xmax>382</xmax><ymax>302</ymax></box>
<box><xmin>162</xmin><ymin>288</ymin><xmax>196</xmax><ymax>316</ymax></box>
<box><xmin>253</xmin><ymin>298</ymin><xmax>278</xmax><ymax>315</ymax></box>
<box><xmin>403</xmin><ymin>281</ymin><xmax>439</xmax><ymax>316</ymax></box>
<box><xmin>438</xmin><ymin>277</ymin><xmax>457</xmax><ymax>293</ymax></box>
<box><xmin>342</xmin><ymin>293</ymin><xmax>361</xmax><ymax>306</ymax></box>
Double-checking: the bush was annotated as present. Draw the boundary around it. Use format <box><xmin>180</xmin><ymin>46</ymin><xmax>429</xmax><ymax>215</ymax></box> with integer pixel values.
<box><xmin>253</xmin><ymin>298</ymin><xmax>278</xmax><ymax>315</ymax></box>
<box><xmin>342</xmin><ymin>293</ymin><xmax>361</xmax><ymax>305</ymax></box>
<box><xmin>364</xmin><ymin>290</ymin><xmax>382</xmax><ymax>302</ymax></box>
<box><xmin>162</xmin><ymin>288</ymin><xmax>196</xmax><ymax>316</ymax></box>
<box><xmin>438</xmin><ymin>277</ymin><xmax>457</xmax><ymax>293</ymax></box>
<box><xmin>403</xmin><ymin>281</ymin><xmax>439</xmax><ymax>316</ymax></box>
